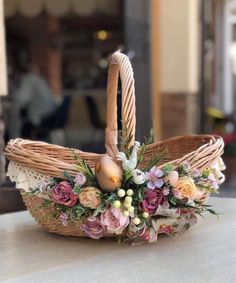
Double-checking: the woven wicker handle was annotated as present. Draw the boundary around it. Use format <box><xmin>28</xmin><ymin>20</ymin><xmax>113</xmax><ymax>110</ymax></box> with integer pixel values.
<box><xmin>105</xmin><ymin>51</ymin><xmax>136</xmax><ymax>157</ymax></box>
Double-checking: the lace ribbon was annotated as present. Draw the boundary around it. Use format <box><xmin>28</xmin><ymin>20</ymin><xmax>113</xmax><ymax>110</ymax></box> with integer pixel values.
<box><xmin>6</xmin><ymin>161</ymin><xmax>49</xmax><ymax>192</ymax></box>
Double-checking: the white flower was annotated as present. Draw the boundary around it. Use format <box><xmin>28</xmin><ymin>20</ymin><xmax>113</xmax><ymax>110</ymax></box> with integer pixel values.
<box><xmin>132</xmin><ymin>169</ymin><xmax>146</xmax><ymax>185</ymax></box>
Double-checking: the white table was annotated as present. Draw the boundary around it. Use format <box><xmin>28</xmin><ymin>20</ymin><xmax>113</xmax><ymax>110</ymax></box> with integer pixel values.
<box><xmin>0</xmin><ymin>197</ymin><xmax>236</xmax><ymax>283</ymax></box>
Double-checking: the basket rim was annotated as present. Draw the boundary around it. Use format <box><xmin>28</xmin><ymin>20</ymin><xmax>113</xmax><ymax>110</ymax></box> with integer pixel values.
<box><xmin>5</xmin><ymin>134</ymin><xmax>224</xmax><ymax>178</ymax></box>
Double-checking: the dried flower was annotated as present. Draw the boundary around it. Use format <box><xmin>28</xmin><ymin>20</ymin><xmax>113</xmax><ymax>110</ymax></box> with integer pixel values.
<box><xmin>82</xmin><ymin>216</ymin><xmax>104</xmax><ymax>239</ymax></box>
<box><xmin>59</xmin><ymin>212</ymin><xmax>69</xmax><ymax>226</ymax></box>
<box><xmin>51</xmin><ymin>181</ymin><xmax>78</xmax><ymax>207</ymax></box>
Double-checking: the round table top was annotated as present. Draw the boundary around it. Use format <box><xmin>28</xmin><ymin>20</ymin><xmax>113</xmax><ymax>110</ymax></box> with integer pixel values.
<box><xmin>0</xmin><ymin>197</ymin><xmax>236</xmax><ymax>283</ymax></box>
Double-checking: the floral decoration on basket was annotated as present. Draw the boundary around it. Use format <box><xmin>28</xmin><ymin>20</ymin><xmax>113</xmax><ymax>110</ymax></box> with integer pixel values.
<box><xmin>27</xmin><ymin>138</ymin><xmax>225</xmax><ymax>244</ymax></box>
<box><xmin>5</xmin><ymin>51</ymin><xmax>225</xmax><ymax>245</ymax></box>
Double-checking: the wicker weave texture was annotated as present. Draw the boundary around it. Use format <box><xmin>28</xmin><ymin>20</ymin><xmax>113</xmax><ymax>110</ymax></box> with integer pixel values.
<box><xmin>21</xmin><ymin>192</ymin><xmax>115</xmax><ymax>237</ymax></box>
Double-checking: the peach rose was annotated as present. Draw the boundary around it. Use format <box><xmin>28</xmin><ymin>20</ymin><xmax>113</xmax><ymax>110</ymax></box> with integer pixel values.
<box><xmin>174</xmin><ymin>177</ymin><xmax>199</xmax><ymax>200</ymax></box>
<box><xmin>164</xmin><ymin>171</ymin><xmax>179</xmax><ymax>186</ymax></box>
<box><xmin>78</xmin><ymin>187</ymin><xmax>101</xmax><ymax>209</ymax></box>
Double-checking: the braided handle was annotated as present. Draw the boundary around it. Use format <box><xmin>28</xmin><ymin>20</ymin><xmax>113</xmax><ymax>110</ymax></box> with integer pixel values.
<box><xmin>105</xmin><ymin>51</ymin><xmax>136</xmax><ymax>157</ymax></box>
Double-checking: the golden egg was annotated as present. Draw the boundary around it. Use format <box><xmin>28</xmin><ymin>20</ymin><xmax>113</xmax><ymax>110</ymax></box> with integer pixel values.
<box><xmin>95</xmin><ymin>155</ymin><xmax>123</xmax><ymax>192</ymax></box>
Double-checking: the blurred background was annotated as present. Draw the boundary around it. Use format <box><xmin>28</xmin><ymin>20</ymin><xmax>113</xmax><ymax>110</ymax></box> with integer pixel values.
<box><xmin>0</xmin><ymin>0</ymin><xmax>236</xmax><ymax>213</ymax></box>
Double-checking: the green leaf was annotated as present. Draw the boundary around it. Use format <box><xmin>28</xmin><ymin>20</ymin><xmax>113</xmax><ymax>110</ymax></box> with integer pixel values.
<box><xmin>169</xmin><ymin>196</ymin><xmax>177</xmax><ymax>206</ymax></box>
<box><xmin>73</xmin><ymin>185</ymin><xmax>82</xmax><ymax>194</ymax></box>
<box><xmin>72</xmin><ymin>205</ymin><xmax>87</xmax><ymax>219</ymax></box>
<box><xmin>202</xmin><ymin>169</ymin><xmax>211</xmax><ymax>178</ymax></box>
<box><xmin>178</xmin><ymin>164</ymin><xmax>189</xmax><ymax>175</ymax></box>
<box><xmin>72</xmin><ymin>152</ymin><xmax>96</xmax><ymax>182</ymax></box>
<box><xmin>106</xmin><ymin>192</ymin><xmax>118</xmax><ymax>204</ymax></box>
<box><xmin>137</xmin><ymin>136</ymin><xmax>154</xmax><ymax>165</ymax></box>
<box><xmin>93</xmin><ymin>199</ymin><xmax>106</xmax><ymax>216</ymax></box>
<box><xmin>40</xmin><ymin>199</ymin><xmax>52</xmax><ymax>208</ymax></box>
<box><xmin>52</xmin><ymin>177</ymin><xmax>62</xmax><ymax>184</ymax></box>
<box><xmin>138</xmin><ymin>188</ymin><xmax>145</xmax><ymax>201</ymax></box>
<box><xmin>63</xmin><ymin>171</ymin><xmax>74</xmax><ymax>183</ymax></box>
<box><xmin>141</xmin><ymin>150</ymin><xmax>166</xmax><ymax>172</ymax></box>
<box><xmin>207</xmin><ymin>208</ymin><xmax>218</xmax><ymax>215</ymax></box>
<box><xmin>163</xmin><ymin>164</ymin><xmax>174</xmax><ymax>174</ymax></box>
<box><xmin>123</xmin><ymin>170</ymin><xmax>133</xmax><ymax>182</ymax></box>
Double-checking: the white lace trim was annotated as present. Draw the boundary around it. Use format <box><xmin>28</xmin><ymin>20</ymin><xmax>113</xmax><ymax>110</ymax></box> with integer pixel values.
<box><xmin>6</xmin><ymin>161</ymin><xmax>49</xmax><ymax>192</ymax></box>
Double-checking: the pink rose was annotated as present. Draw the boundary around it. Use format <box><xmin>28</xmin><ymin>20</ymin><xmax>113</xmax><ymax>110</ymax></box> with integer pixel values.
<box><xmin>74</xmin><ymin>173</ymin><xmax>86</xmax><ymax>186</ymax></box>
<box><xmin>81</xmin><ymin>216</ymin><xmax>104</xmax><ymax>239</ymax></box>
<box><xmin>101</xmin><ymin>207</ymin><xmax>129</xmax><ymax>235</ymax></box>
<box><xmin>140</xmin><ymin>189</ymin><xmax>167</xmax><ymax>215</ymax></box>
<box><xmin>51</xmin><ymin>181</ymin><xmax>78</xmax><ymax>207</ymax></box>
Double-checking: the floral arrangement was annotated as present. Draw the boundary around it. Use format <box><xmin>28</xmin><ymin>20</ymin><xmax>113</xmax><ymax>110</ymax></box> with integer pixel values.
<box><xmin>26</xmin><ymin>136</ymin><xmax>225</xmax><ymax>245</ymax></box>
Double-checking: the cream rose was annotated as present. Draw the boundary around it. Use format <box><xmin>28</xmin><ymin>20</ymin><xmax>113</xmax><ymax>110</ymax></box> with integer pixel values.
<box><xmin>78</xmin><ymin>187</ymin><xmax>101</xmax><ymax>209</ymax></box>
<box><xmin>174</xmin><ymin>177</ymin><xmax>199</xmax><ymax>200</ymax></box>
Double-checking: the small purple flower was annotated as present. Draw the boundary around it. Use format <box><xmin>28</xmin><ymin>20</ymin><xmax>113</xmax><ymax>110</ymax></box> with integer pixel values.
<box><xmin>59</xmin><ymin>212</ymin><xmax>69</xmax><ymax>226</ymax></box>
<box><xmin>146</xmin><ymin>166</ymin><xmax>164</xmax><ymax>190</ymax></box>
<box><xmin>81</xmin><ymin>216</ymin><xmax>104</xmax><ymax>239</ymax></box>
<box><xmin>74</xmin><ymin>173</ymin><xmax>86</xmax><ymax>186</ymax></box>
<box><xmin>208</xmin><ymin>174</ymin><xmax>219</xmax><ymax>190</ymax></box>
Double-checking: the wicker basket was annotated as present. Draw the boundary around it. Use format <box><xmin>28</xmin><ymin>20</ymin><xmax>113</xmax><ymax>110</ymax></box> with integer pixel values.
<box><xmin>5</xmin><ymin>51</ymin><xmax>224</xmax><ymax>239</ymax></box>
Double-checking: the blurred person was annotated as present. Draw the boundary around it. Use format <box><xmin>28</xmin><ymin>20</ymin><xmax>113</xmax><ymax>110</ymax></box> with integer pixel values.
<box><xmin>9</xmin><ymin>61</ymin><xmax>57</xmax><ymax>138</ymax></box>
